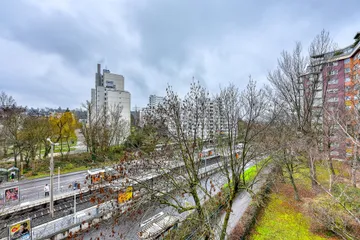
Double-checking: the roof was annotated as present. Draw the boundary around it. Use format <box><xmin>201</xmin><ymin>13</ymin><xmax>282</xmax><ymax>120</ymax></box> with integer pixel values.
<box><xmin>310</xmin><ymin>38</ymin><xmax>360</xmax><ymax>62</ymax></box>
<box><xmin>8</xmin><ymin>167</ymin><xmax>19</xmax><ymax>171</ymax></box>
<box><xmin>202</xmin><ymin>148</ymin><xmax>215</xmax><ymax>152</ymax></box>
<box><xmin>87</xmin><ymin>168</ymin><xmax>105</xmax><ymax>174</ymax></box>
<box><xmin>354</xmin><ymin>32</ymin><xmax>360</xmax><ymax>40</ymax></box>
<box><xmin>139</xmin><ymin>212</ymin><xmax>179</xmax><ymax>239</ymax></box>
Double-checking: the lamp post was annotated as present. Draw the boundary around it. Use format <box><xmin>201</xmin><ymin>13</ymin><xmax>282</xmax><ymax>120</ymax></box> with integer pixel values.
<box><xmin>47</xmin><ymin>138</ymin><xmax>55</xmax><ymax>218</ymax></box>
<box><xmin>74</xmin><ymin>189</ymin><xmax>77</xmax><ymax>224</ymax></box>
<box><xmin>58</xmin><ymin>167</ymin><xmax>60</xmax><ymax>192</ymax></box>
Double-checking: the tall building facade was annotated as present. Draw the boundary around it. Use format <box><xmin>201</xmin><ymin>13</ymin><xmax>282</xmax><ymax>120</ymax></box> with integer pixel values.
<box><xmin>303</xmin><ymin>32</ymin><xmax>360</xmax><ymax>159</ymax></box>
<box><xmin>91</xmin><ymin>64</ymin><xmax>131</xmax><ymax>134</ymax></box>
<box><xmin>149</xmin><ymin>95</ymin><xmax>164</xmax><ymax>108</ymax></box>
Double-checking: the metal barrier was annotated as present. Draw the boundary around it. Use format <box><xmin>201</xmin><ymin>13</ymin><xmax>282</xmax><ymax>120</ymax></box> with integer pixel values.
<box><xmin>30</xmin><ymin>162</ymin><xmax>225</xmax><ymax>239</ymax></box>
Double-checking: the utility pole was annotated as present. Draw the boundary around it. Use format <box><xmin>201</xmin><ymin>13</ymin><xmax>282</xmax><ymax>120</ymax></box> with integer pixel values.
<box><xmin>74</xmin><ymin>190</ymin><xmax>77</xmax><ymax>224</ymax></box>
<box><xmin>47</xmin><ymin>138</ymin><xmax>55</xmax><ymax>218</ymax></box>
<box><xmin>58</xmin><ymin>167</ymin><xmax>60</xmax><ymax>192</ymax></box>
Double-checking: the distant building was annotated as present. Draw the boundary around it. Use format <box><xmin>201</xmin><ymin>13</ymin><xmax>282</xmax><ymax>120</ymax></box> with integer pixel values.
<box><xmin>301</xmin><ymin>32</ymin><xmax>360</xmax><ymax>160</ymax></box>
<box><xmin>91</xmin><ymin>64</ymin><xmax>131</xmax><ymax>135</ymax></box>
<box><xmin>149</xmin><ymin>95</ymin><xmax>164</xmax><ymax>108</ymax></box>
<box><xmin>131</xmin><ymin>110</ymin><xmax>140</xmax><ymax>127</ymax></box>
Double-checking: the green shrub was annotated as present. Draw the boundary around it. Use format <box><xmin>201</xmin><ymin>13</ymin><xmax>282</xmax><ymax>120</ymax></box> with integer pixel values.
<box><xmin>306</xmin><ymin>195</ymin><xmax>360</xmax><ymax>239</ymax></box>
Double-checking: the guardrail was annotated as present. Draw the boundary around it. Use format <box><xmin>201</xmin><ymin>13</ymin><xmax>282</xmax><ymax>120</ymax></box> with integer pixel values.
<box><xmin>0</xmin><ymin>154</ymin><xmax>223</xmax><ymax>214</ymax></box>
<box><xmin>29</xmin><ymin>162</ymin><xmax>226</xmax><ymax>240</ymax></box>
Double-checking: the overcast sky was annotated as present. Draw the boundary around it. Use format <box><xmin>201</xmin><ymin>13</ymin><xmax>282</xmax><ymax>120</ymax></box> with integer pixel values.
<box><xmin>0</xmin><ymin>0</ymin><xmax>359</xmax><ymax>109</ymax></box>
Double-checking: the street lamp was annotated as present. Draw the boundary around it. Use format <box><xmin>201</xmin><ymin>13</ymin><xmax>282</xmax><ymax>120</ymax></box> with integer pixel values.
<box><xmin>46</xmin><ymin>138</ymin><xmax>55</xmax><ymax>218</ymax></box>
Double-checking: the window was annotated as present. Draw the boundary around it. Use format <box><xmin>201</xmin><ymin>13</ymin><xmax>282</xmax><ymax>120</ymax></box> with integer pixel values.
<box><xmin>355</xmin><ymin>96</ymin><xmax>358</xmax><ymax>100</ymax></box>
<box><xmin>330</xmin><ymin>142</ymin><xmax>339</xmax><ymax>148</ymax></box>
<box><xmin>356</xmin><ymin>74</ymin><xmax>360</xmax><ymax>80</ymax></box>
<box><xmin>345</xmin><ymin>77</ymin><xmax>351</xmax><ymax>82</ymax></box>
<box><xmin>330</xmin><ymin>70</ymin><xmax>338</xmax><ymax>75</ymax></box>
<box><xmin>345</xmin><ymin>86</ymin><xmax>352</xmax><ymax>92</ymax></box>
<box><xmin>327</xmin><ymin>97</ymin><xmax>339</xmax><ymax>102</ymax></box>
<box><xmin>327</xmin><ymin>88</ymin><xmax>338</xmax><ymax>94</ymax></box>
<box><xmin>345</xmin><ymin>68</ymin><xmax>351</xmax><ymax>73</ymax></box>
<box><xmin>346</xmin><ymin>105</ymin><xmax>352</xmax><ymax>110</ymax></box>
<box><xmin>345</xmin><ymin>58</ymin><xmax>350</xmax><ymax>64</ymax></box>
<box><xmin>332</xmin><ymin>61</ymin><xmax>338</xmax><ymax>66</ymax></box>
<box><xmin>328</xmin><ymin>79</ymin><xmax>338</xmax><ymax>84</ymax></box>
<box><xmin>330</xmin><ymin>151</ymin><xmax>339</xmax><ymax>156</ymax></box>
<box><xmin>355</xmin><ymin>64</ymin><xmax>360</xmax><ymax>70</ymax></box>
<box><xmin>345</xmin><ymin>96</ymin><xmax>351</xmax><ymax>100</ymax></box>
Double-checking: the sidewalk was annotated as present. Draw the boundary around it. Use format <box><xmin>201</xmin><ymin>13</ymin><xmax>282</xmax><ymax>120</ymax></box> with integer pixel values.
<box><xmin>215</xmin><ymin>167</ymin><xmax>272</xmax><ymax>239</ymax></box>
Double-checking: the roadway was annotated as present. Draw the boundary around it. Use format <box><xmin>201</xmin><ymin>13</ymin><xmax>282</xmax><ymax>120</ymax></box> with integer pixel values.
<box><xmin>0</xmin><ymin>155</ymin><xmax>221</xmax><ymax>239</ymax></box>
<box><xmin>0</xmin><ymin>171</ymin><xmax>88</xmax><ymax>204</ymax></box>
<box><xmin>81</xmin><ymin>161</ymin><xmax>248</xmax><ymax>239</ymax></box>
<box><xmin>0</xmin><ymin>155</ymin><xmax>219</xmax><ymax>205</ymax></box>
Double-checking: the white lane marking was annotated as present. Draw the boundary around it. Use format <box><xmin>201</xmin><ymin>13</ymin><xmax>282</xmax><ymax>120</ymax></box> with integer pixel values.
<box><xmin>1</xmin><ymin>176</ymin><xmax>87</xmax><ymax>192</ymax></box>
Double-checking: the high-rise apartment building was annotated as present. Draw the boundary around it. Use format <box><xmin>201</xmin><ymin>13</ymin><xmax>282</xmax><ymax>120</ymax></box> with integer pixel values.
<box><xmin>91</xmin><ymin>64</ymin><xmax>131</xmax><ymax>134</ymax></box>
<box><xmin>302</xmin><ymin>32</ymin><xmax>360</xmax><ymax>159</ymax></box>
<box><xmin>149</xmin><ymin>95</ymin><xmax>164</xmax><ymax>108</ymax></box>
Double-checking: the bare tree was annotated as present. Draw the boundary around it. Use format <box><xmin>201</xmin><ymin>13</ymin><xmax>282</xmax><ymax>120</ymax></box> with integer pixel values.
<box><xmin>0</xmin><ymin>91</ymin><xmax>16</xmax><ymax>108</ymax></box>
<box><xmin>136</xmin><ymin>81</ymin><xmax>217</xmax><ymax>239</ymax></box>
<box><xmin>0</xmin><ymin>91</ymin><xmax>17</xmax><ymax>157</ymax></box>
<box><xmin>1</xmin><ymin>106</ymin><xmax>26</xmax><ymax>167</ymax></box>
<box><xmin>268</xmin><ymin>30</ymin><xmax>338</xmax><ymax>191</ymax></box>
<box><xmin>213</xmin><ymin>79</ymin><xmax>275</xmax><ymax>239</ymax></box>
<box><xmin>270</xmin><ymin>108</ymin><xmax>304</xmax><ymax>201</ymax></box>
<box><xmin>81</xmin><ymin>101</ymin><xmax>129</xmax><ymax>161</ymax></box>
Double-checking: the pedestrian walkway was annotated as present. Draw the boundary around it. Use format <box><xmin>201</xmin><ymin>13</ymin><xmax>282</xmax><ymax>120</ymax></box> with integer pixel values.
<box><xmin>214</xmin><ymin>167</ymin><xmax>272</xmax><ymax>239</ymax></box>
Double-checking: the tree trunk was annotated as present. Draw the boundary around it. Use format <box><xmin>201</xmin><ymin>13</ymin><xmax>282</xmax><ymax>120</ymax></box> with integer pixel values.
<box><xmin>351</xmin><ymin>143</ymin><xmax>357</xmax><ymax>188</ymax></box>
<box><xmin>275</xmin><ymin>164</ymin><xmax>285</xmax><ymax>182</ymax></box>
<box><xmin>309</xmin><ymin>155</ymin><xmax>319</xmax><ymax>191</ymax></box>
<box><xmin>191</xmin><ymin>186</ymin><xmax>211</xmax><ymax>239</ymax></box>
<box><xmin>60</xmin><ymin>138</ymin><xmax>63</xmax><ymax>158</ymax></box>
<box><xmin>220</xmin><ymin>191</ymin><xmax>235</xmax><ymax>240</ymax></box>
<box><xmin>43</xmin><ymin>142</ymin><xmax>51</xmax><ymax>158</ymax></box>
<box><xmin>3</xmin><ymin>140</ymin><xmax>7</xmax><ymax>156</ymax></box>
<box><xmin>327</xmin><ymin>154</ymin><xmax>336</xmax><ymax>192</ymax></box>
<box><xmin>38</xmin><ymin>143</ymin><xmax>42</xmax><ymax>160</ymax></box>
<box><xmin>13</xmin><ymin>149</ymin><xmax>17</xmax><ymax>167</ymax></box>
<box><xmin>66</xmin><ymin>139</ymin><xmax>70</xmax><ymax>153</ymax></box>
<box><xmin>289</xmin><ymin>172</ymin><xmax>300</xmax><ymax>201</ymax></box>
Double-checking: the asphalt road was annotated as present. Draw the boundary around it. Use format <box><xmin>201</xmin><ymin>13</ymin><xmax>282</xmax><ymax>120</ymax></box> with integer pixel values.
<box><xmin>81</xmin><ymin>160</ymin><xmax>243</xmax><ymax>240</ymax></box>
<box><xmin>0</xmin><ymin>171</ymin><xmax>87</xmax><ymax>204</ymax></box>
<box><xmin>0</xmin><ymin>155</ymin><xmax>220</xmax><ymax>207</ymax></box>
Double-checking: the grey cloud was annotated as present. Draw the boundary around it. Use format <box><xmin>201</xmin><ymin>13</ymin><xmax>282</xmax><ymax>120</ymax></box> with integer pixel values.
<box><xmin>1</xmin><ymin>0</ymin><xmax>360</xmax><ymax>109</ymax></box>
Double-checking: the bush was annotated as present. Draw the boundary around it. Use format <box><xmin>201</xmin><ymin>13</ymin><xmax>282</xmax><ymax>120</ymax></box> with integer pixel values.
<box><xmin>306</xmin><ymin>195</ymin><xmax>360</xmax><ymax>239</ymax></box>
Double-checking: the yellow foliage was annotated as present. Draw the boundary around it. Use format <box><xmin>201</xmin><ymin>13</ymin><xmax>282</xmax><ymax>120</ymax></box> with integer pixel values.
<box><xmin>49</xmin><ymin>111</ymin><xmax>78</xmax><ymax>143</ymax></box>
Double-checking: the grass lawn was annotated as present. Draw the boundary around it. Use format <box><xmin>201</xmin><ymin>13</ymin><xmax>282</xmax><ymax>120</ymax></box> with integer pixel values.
<box><xmin>23</xmin><ymin>151</ymin><xmax>124</xmax><ymax>180</ymax></box>
<box><xmin>26</xmin><ymin>165</ymin><xmax>89</xmax><ymax>179</ymax></box>
<box><xmin>250</xmin><ymin>160</ymin><xmax>345</xmax><ymax>240</ymax></box>
<box><xmin>39</xmin><ymin>140</ymin><xmax>78</xmax><ymax>154</ymax></box>
<box><xmin>223</xmin><ymin>158</ymin><xmax>269</xmax><ymax>189</ymax></box>
<box><xmin>251</xmin><ymin>190</ymin><xmax>328</xmax><ymax>240</ymax></box>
